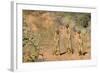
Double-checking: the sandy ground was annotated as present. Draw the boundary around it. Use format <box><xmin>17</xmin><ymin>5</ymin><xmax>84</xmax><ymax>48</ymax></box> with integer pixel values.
<box><xmin>38</xmin><ymin>47</ymin><xmax>91</xmax><ymax>61</ymax></box>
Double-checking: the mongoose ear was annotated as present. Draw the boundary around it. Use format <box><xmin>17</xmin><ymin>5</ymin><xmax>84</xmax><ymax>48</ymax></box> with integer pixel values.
<box><xmin>78</xmin><ymin>31</ymin><xmax>81</xmax><ymax>34</ymax></box>
<box><xmin>66</xmin><ymin>24</ymin><xmax>69</xmax><ymax>28</ymax></box>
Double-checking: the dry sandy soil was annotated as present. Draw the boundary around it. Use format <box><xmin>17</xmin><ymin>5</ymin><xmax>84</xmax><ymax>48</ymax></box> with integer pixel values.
<box><xmin>37</xmin><ymin>46</ymin><xmax>91</xmax><ymax>61</ymax></box>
